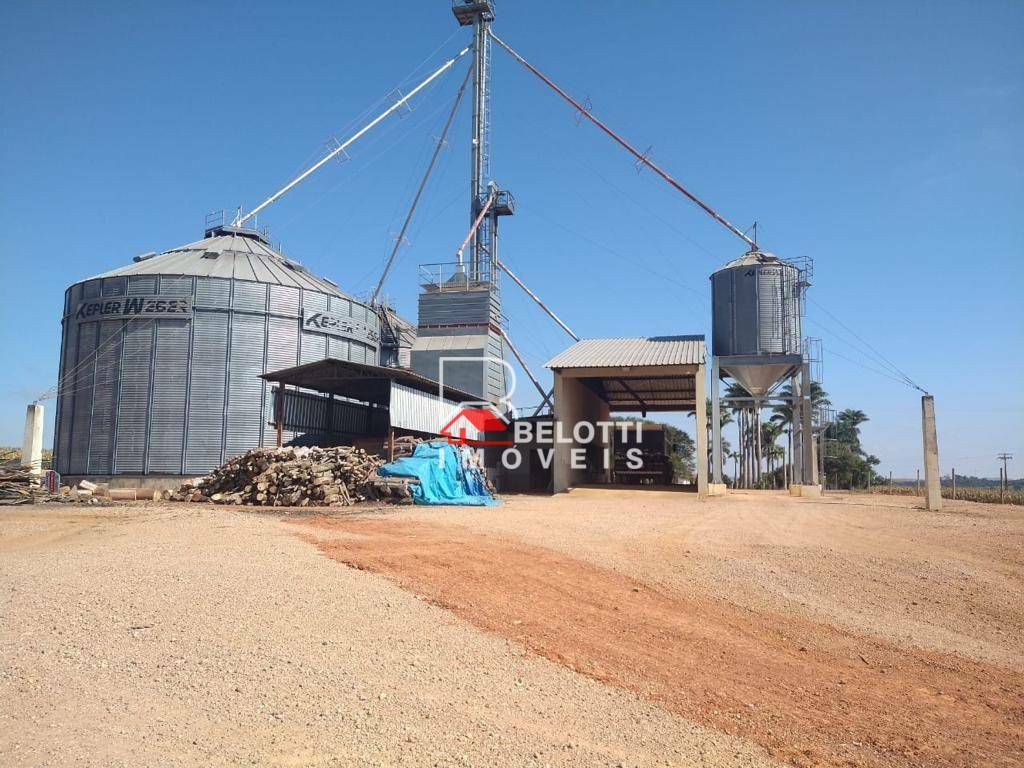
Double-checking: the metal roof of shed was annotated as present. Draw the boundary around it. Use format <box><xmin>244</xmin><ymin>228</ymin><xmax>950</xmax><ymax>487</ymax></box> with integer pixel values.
<box><xmin>88</xmin><ymin>226</ymin><xmax>347</xmax><ymax>297</ymax></box>
<box><xmin>545</xmin><ymin>336</ymin><xmax>706</xmax><ymax>369</ymax></box>
<box><xmin>261</xmin><ymin>358</ymin><xmax>479</xmax><ymax>406</ymax></box>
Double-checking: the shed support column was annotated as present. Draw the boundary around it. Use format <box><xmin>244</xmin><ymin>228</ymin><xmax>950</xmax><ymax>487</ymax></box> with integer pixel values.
<box><xmin>552</xmin><ymin>372</ymin><xmax>571</xmax><ymax>493</ymax></box>
<box><xmin>710</xmin><ymin>357</ymin><xmax>726</xmax><ymax>495</ymax></box>
<box><xmin>922</xmin><ymin>395</ymin><xmax>941</xmax><ymax>511</ymax></box>
<box><xmin>695</xmin><ymin>363</ymin><xmax>709</xmax><ymax>498</ymax></box>
<box><xmin>711</xmin><ymin>357</ymin><xmax>722</xmax><ymax>482</ymax></box>
<box><xmin>21</xmin><ymin>403</ymin><xmax>44</xmax><ymax>476</ymax></box>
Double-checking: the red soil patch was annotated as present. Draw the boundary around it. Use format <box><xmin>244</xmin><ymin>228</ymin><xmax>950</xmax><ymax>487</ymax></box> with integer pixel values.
<box><xmin>290</xmin><ymin>516</ymin><xmax>1023</xmax><ymax>768</ymax></box>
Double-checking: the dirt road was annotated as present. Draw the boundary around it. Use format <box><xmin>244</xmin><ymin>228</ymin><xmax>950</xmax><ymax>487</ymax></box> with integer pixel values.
<box><xmin>2</xmin><ymin>489</ymin><xmax>1022</xmax><ymax>766</ymax></box>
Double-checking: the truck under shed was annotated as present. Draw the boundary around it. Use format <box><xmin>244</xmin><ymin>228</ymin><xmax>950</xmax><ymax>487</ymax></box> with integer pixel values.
<box><xmin>544</xmin><ymin>336</ymin><xmax>708</xmax><ymax>496</ymax></box>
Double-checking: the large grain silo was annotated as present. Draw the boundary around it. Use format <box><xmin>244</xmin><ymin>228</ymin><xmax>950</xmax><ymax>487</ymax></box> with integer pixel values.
<box><xmin>53</xmin><ymin>224</ymin><xmax>381</xmax><ymax>482</ymax></box>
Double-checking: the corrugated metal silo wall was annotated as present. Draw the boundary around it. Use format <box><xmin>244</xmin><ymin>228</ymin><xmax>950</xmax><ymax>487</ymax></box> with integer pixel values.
<box><xmin>53</xmin><ymin>274</ymin><xmax>379</xmax><ymax>476</ymax></box>
<box><xmin>711</xmin><ymin>265</ymin><xmax>801</xmax><ymax>357</ymax></box>
<box><xmin>712</xmin><ymin>267</ymin><xmax>760</xmax><ymax>356</ymax></box>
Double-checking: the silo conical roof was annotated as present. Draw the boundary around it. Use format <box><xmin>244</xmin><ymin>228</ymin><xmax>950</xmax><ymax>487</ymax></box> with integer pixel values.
<box><xmin>89</xmin><ymin>225</ymin><xmax>346</xmax><ymax>298</ymax></box>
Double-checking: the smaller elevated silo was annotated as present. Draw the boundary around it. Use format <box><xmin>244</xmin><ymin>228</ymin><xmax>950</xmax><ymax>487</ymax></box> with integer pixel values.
<box><xmin>710</xmin><ymin>249</ymin><xmax>805</xmax><ymax>396</ymax></box>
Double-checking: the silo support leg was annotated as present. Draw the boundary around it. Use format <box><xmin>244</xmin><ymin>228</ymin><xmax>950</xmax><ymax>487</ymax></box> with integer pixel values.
<box><xmin>798</xmin><ymin>361</ymin><xmax>820</xmax><ymax>497</ymax></box>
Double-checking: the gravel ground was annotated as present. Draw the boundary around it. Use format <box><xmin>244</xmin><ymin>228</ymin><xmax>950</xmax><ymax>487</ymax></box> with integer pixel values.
<box><xmin>294</xmin><ymin>497</ymin><xmax>1023</xmax><ymax>768</ymax></box>
<box><xmin>395</xmin><ymin>488</ymin><xmax>1024</xmax><ymax>669</ymax></box>
<box><xmin>0</xmin><ymin>503</ymin><xmax>778</xmax><ymax>768</ymax></box>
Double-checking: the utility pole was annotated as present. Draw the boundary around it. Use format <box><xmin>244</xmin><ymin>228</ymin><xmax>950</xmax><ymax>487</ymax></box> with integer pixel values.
<box><xmin>997</xmin><ymin>453</ymin><xmax>1013</xmax><ymax>501</ymax></box>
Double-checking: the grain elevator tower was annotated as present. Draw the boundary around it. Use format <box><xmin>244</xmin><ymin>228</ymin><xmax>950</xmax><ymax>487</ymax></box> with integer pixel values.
<box><xmin>411</xmin><ymin>0</ymin><xmax>514</xmax><ymax>403</ymax></box>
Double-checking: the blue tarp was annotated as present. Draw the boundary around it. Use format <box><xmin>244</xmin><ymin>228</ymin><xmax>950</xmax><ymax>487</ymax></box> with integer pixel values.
<box><xmin>379</xmin><ymin>441</ymin><xmax>499</xmax><ymax>506</ymax></box>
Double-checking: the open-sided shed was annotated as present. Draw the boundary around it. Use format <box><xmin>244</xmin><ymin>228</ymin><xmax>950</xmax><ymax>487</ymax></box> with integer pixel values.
<box><xmin>545</xmin><ymin>336</ymin><xmax>708</xmax><ymax>495</ymax></box>
<box><xmin>261</xmin><ymin>358</ymin><xmax>482</xmax><ymax>449</ymax></box>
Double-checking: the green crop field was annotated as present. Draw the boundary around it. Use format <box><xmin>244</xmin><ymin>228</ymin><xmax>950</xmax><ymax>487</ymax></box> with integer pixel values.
<box><xmin>866</xmin><ymin>485</ymin><xmax>1024</xmax><ymax>506</ymax></box>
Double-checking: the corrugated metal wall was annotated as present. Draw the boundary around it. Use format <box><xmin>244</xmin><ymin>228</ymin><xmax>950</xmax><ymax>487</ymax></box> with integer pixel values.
<box><xmin>113</xmin><ymin>321</ymin><xmax>152</xmax><ymax>473</ymax></box>
<box><xmin>411</xmin><ymin>284</ymin><xmax>507</xmax><ymax>403</ymax></box>
<box><xmin>87</xmin><ymin>321</ymin><xmax>123</xmax><ymax>474</ymax></box>
<box><xmin>148</xmin><ymin>320</ymin><xmax>190</xmax><ymax>472</ymax></box>
<box><xmin>54</xmin><ymin>273</ymin><xmax>379</xmax><ymax>476</ymax></box>
<box><xmin>276</xmin><ymin>390</ymin><xmax>388</xmax><ymax>442</ymax></box>
<box><xmin>389</xmin><ymin>382</ymin><xmax>475</xmax><ymax>437</ymax></box>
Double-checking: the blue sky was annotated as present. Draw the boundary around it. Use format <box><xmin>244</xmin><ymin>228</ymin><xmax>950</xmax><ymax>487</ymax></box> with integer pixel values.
<box><xmin>2</xmin><ymin>1</ymin><xmax>1021</xmax><ymax>478</ymax></box>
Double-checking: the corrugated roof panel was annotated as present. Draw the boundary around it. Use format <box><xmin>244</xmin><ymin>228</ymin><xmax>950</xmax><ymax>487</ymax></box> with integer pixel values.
<box><xmin>545</xmin><ymin>336</ymin><xmax>706</xmax><ymax>369</ymax></box>
<box><xmin>233</xmin><ymin>253</ymin><xmax>258</xmax><ymax>282</ymax></box>
<box><xmin>414</xmin><ymin>334</ymin><xmax>491</xmax><ymax>351</ymax></box>
<box><xmin>260</xmin><ymin>257</ymin><xmax>303</xmax><ymax>289</ymax></box>
<box><xmin>86</xmin><ymin>229</ymin><xmax>348</xmax><ymax>298</ymax></box>
<box><xmin>248</xmin><ymin>253</ymin><xmax>278</xmax><ymax>284</ymax></box>
<box><xmin>206</xmin><ymin>253</ymin><xmax>236</xmax><ymax>279</ymax></box>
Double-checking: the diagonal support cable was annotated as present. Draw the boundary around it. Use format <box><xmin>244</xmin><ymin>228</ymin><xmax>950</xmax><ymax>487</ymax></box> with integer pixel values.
<box><xmin>498</xmin><ymin>327</ymin><xmax>553</xmax><ymax>413</ymax></box>
<box><xmin>489</xmin><ymin>31</ymin><xmax>756</xmax><ymax>250</ymax></box>
<box><xmin>493</xmin><ymin>257</ymin><xmax>577</xmax><ymax>342</ymax></box>
<box><xmin>372</xmin><ymin>63</ymin><xmax>473</xmax><ymax>303</ymax></box>
<box><xmin>234</xmin><ymin>45</ymin><xmax>471</xmax><ymax>227</ymax></box>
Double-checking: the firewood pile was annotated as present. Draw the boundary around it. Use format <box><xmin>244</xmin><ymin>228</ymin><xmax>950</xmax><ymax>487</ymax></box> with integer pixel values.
<box><xmin>0</xmin><ymin>467</ymin><xmax>54</xmax><ymax>506</ymax></box>
<box><xmin>167</xmin><ymin>446</ymin><xmax>416</xmax><ymax>507</ymax></box>
<box><xmin>386</xmin><ymin>434</ymin><xmax>428</xmax><ymax>459</ymax></box>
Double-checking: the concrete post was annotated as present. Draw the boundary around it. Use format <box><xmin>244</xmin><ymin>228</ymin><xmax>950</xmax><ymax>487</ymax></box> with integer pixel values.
<box><xmin>790</xmin><ymin>361</ymin><xmax>820</xmax><ymax>497</ymax></box>
<box><xmin>553</xmin><ymin>372</ymin><xmax>571</xmax><ymax>493</ymax></box>
<box><xmin>711</xmin><ymin>357</ymin><xmax>722</xmax><ymax>485</ymax></box>
<box><xmin>21</xmin><ymin>403</ymin><xmax>44</xmax><ymax>476</ymax></box>
<box><xmin>922</xmin><ymin>395</ymin><xmax>941</xmax><ymax>511</ymax></box>
<box><xmin>695</xmin><ymin>362</ymin><xmax>709</xmax><ymax>498</ymax></box>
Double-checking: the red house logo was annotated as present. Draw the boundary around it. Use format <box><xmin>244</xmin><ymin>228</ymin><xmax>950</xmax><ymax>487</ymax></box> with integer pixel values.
<box><xmin>439</xmin><ymin>407</ymin><xmax>513</xmax><ymax>446</ymax></box>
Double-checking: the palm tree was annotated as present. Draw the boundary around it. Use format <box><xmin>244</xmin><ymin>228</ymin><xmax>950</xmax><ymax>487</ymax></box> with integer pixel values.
<box><xmin>771</xmin><ymin>381</ymin><xmax>831</xmax><ymax>486</ymax></box>
<box><xmin>834</xmin><ymin>409</ymin><xmax>869</xmax><ymax>449</ymax></box>
<box><xmin>689</xmin><ymin>398</ymin><xmax>735</xmax><ymax>479</ymax></box>
<box><xmin>724</xmin><ymin>383</ymin><xmax>752</xmax><ymax>487</ymax></box>
<box><xmin>761</xmin><ymin>420</ymin><xmax>785</xmax><ymax>486</ymax></box>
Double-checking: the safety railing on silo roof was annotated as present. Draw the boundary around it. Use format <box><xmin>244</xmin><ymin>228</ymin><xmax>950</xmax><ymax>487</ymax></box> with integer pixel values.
<box><xmin>418</xmin><ymin>260</ymin><xmax>496</xmax><ymax>292</ymax></box>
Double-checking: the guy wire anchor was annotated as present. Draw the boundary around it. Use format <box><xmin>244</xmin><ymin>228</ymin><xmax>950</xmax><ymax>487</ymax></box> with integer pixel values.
<box><xmin>574</xmin><ymin>95</ymin><xmax>592</xmax><ymax>126</ymax></box>
<box><xmin>635</xmin><ymin>145</ymin><xmax>653</xmax><ymax>174</ymax></box>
